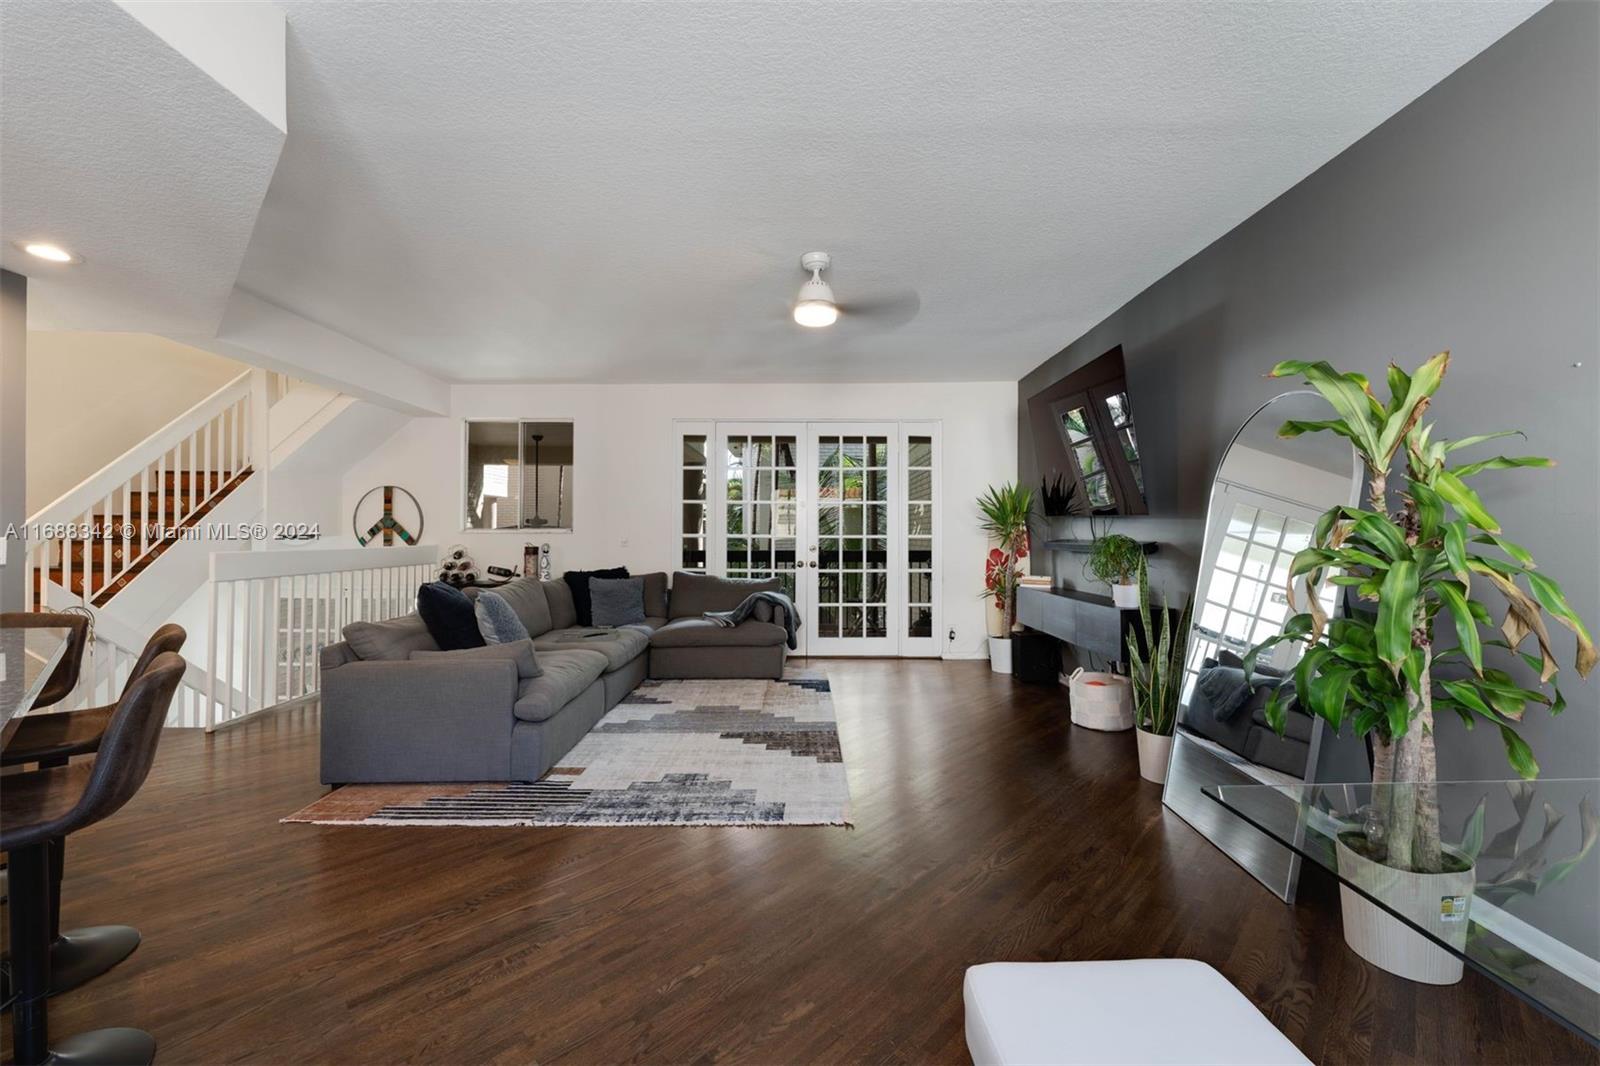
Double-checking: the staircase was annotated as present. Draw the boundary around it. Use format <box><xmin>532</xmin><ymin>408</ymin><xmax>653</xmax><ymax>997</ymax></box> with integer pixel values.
<box><xmin>25</xmin><ymin>372</ymin><xmax>256</xmax><ymax>613</ymax></box>
<box><xmin>35</xmin><ymin>468</ymin><xmax>253</xmax><ymax>605</ymax></box>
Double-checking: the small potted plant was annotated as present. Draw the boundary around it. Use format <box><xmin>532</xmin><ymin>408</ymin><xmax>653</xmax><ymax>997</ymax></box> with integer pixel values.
<box><xmin>977</xmin><ymin>483</ymin><xmax>1033</xmax><ymax>674</ymax></box>
<box><xmin>1085</xmin><ymin>532</ymin><xmax>1144</xmax><ymax>608</ymax></box>
<box><xmin>1126</xmin><ymin>556</ymin><xmax>1191</xmax><ymax>783</ymax></box>
<box><xmin>1246</xmin><ymin>352</ymin><xmax>1594</xmax><ymax>984</ymax></box>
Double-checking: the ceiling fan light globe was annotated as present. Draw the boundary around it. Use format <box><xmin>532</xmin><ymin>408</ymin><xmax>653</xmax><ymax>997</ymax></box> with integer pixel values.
<box><xmin>794</xmin><ymin>274</ymin><xmax>838</xmax><ymax>327</ymax></box>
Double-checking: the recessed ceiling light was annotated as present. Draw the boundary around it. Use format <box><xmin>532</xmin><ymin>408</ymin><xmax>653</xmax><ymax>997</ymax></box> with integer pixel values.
<box><xmin>15</xmin><ymin>241</ymin><xmax>79</xmax><ymax>264</ymax></box>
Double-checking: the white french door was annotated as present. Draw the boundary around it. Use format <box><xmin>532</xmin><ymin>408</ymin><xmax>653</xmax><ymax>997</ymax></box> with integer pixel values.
<box><xmin>805</xmin><ymin>424</ymin><xmax>898</xmax><ymax>656</ymax></box>
<box><xmin>691</xmin><ymin>420</ymin><xmax>940</xmax><ymax>658</ymax></box>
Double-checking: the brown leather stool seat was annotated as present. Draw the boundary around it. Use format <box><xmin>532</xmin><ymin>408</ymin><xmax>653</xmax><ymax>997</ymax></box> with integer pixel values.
<box><xmin>1</xmin><ymin>624</ymin><xmax>186</xmax><ymax>1005</ymax></box>
<box><xmin>0</xmin><ymin>612</ymin><xmax>89</xmax><ymax>711</ymax></box>
<box><xmin>3</xmin><ymin>624</ymin><xmax>185</xmax><ymax>767</ymax></box>
<box><xmin>1</xmin><ymin>652</ymin><xmax>185</xmax><ymax>1066</ymax></box>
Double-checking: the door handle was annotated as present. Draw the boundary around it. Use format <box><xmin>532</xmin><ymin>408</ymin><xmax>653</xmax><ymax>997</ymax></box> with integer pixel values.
<box><xmin>808</xmin><ymin>561</ymin><xmax>818</xmax><ymax>568</ymax></box>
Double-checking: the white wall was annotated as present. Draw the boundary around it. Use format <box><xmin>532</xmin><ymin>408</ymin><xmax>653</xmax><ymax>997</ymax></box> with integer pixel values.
<box><xmin>338</xmin><ymin>382</ymin><xmax>1018</xmax><ymax>658</ymax></box>
<box><xmin>26</xmin><ymin>331</ymin><xmax>244</xmax><ymax>512</ymax></box>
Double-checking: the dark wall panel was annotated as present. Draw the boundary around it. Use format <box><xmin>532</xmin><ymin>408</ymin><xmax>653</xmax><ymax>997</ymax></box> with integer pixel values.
<box><xmin>1017</xmin><ymin>2</ymin><xmax>1599</xmax><ymax>779</ymax></box>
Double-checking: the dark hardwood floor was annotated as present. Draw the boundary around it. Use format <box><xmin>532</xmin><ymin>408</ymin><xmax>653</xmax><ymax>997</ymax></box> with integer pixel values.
<box><xmin>5</xmin><ymin>660</ymin><xmax>1595</xmax><ymax>1064</ymax></box>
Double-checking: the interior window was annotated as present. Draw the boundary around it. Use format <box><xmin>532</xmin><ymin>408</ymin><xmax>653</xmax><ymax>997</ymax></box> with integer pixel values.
<box><xmin>463</xmin><ymin>420</ymin><xmax>574</xmax><ymax>530</ymax></box>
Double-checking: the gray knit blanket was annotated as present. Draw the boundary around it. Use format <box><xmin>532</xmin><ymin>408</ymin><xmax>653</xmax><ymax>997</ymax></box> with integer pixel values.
<box><xmin>703</xmin><ymin>590</ymin><xmax>800</xmax><ymax>650</ymax></box>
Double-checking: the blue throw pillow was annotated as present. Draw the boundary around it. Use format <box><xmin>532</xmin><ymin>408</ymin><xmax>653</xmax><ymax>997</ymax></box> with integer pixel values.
<box><xmin>416</xmin><ymin>581</ymin><xmax>485</xmax><ymax>651</ymax></box>
<box><xmin>475</xmin><ymin>591</ymin><xmax>531</xmax><ymax>644</ymax></box>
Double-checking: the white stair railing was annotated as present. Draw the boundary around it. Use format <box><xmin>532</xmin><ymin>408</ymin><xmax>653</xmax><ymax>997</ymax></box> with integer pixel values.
<box><xmin>205</xmin><ymin>545</ymin><xmax>438</xmax><ymax>731</ymax></box>
<box><xmin>25</xmin><ymin>372</ymin><xmax>255</xmax><ymax>610</ymax></box>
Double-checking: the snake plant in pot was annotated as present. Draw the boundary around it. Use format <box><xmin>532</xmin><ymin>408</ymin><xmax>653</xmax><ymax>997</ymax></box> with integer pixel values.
<box><xmin>978</xmin><ymin>482</ymin><xmax>1033</xmax><ymax>673</ymax></box>
<box><xmin>1126</xmin><ymin>556</ymin><xmax>1191</xmax><ymax>784</ymax></box>
<box><xmin>1245</xmin><ymin>352</ymin><xmax>1595</xmax><ymax>984</ymax></box>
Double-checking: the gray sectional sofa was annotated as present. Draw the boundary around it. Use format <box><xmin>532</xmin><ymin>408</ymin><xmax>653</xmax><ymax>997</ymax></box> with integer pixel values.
<box><xmin>318</xmin><ymin>571</ymin><xmax>789</xmax><ymax>784</ymax></box>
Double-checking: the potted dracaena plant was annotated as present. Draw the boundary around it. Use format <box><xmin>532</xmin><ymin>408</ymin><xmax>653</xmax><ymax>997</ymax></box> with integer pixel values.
<box><xmin>978</xmin><ymin>482</ymin><xmax>1033</xmax><ymax>674</ymax></box>
<box><xmin>1245</xmin><ymin>352</ymin><xmax>1595</xmax><ymax>985</ymax></box>
<box><xmin>1126</xmin><ymin>555</ymin><xmax>1192</xmax><ymax>783</ymax></box>
<box><xmin>1085</xmin><ymin>531</ymin><xmax>1145</xmax><ymax>608</ymax></box>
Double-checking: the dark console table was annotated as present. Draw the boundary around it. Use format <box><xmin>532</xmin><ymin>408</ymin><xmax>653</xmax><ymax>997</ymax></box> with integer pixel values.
<box><xmin>1016</xmin><ymin>585</ymin><xmax>1144</xmax><ymax>662</ymax></box>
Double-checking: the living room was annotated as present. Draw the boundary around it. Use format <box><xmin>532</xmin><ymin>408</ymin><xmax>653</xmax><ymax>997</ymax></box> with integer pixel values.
<box><xmin>2</xmin><ymin>3</ymin><xmax>1597</xmax><ymax>1065</ymax></box>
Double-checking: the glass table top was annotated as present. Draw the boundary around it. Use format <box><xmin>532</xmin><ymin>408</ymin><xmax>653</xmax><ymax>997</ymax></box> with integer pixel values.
<box><xmin>1</xmin><ymin>625</ymin><xmax>73</xmax><ymax>729</ymax></box>
<box><xmin>1204</xmin><ymin>779</ymin><xmax>1599</xmax><ymax>1045</ymax></box>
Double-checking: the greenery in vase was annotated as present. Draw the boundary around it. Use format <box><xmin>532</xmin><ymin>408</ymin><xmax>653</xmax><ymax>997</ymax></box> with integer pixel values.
<box><xmin>1126</xmin><ymin>555</ymin><xmax>1192</xmax><ymax>736</ymax></box>
<box><xmin>1084</xmin><ymin>532</ymin><xmax>1143</xmax><ymax>587</ymax></box>
<box><xmin>1246</xmin><ymin>352</ymin><xmax>1595</xmax><ymax>875</ymax></box>
<box><xmin>977</xmin><ymin>482</ymin><xmax>1034</xmax><ymax>636</ymax></box>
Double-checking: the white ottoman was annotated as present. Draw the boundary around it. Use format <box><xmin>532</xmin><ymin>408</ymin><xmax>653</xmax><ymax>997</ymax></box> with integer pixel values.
<box><xmin>964</xmin><ymin>959</ymin><xmax>1312</xmax><ymax>1066</ymax></box>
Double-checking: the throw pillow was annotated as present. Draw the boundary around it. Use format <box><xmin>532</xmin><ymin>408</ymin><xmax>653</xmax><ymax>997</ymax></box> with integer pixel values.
<box><xmin>416</xmin><ymin>581</ymin><xmax>486</xmax><ymax>651</ymax></box>
<box><xmin>410</xmin><ymin>638</ymin><xmax>542</xmax><ymax>679</ymax></box>
<box><xmin>475</xmin><ymin>591</ymin><xmax>531</xmax><ymax>644</ymax></box>
<box><xmin>590</xmin><ymin>576</ymin><xmax>646</xmax><ymax>627</ymax></box>
<box><xmin>563</xmin><ymin>566</ymin><xmax>630</xmax><ymax>626</ymax></box>
<box><xmin>343</xmin><ymin>613</ymin><xmax>439</xmax><ymax>661</ymax></box>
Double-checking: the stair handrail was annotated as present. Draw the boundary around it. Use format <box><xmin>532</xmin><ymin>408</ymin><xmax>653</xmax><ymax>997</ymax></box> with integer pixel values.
<box><xmin>27</xmin><ymin>370</ymin><xmax>253</xmax><ymax>525</ymax></box>
<box><xmin>25</xmin><ymin>371</ymin><xmax>255</xmax><ymax>610</ymax></box>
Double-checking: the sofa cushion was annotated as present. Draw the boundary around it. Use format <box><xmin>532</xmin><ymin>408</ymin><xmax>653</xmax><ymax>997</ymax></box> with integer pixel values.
<box><xmin>639</xmin><ymin>572</ymin><xmax>669</xmax><ymax>620</ymax></box>
<box><xmin>512</xmin><ymin>649</ymin><xmax>608</xmax><ymax>723</ymax></box>
<box><xmin>1252</xmin><ymin>697</ymin><xmax>1314</xmax><ymax>743</ymax></box>
<box><xmin>343</xmin><ymin>613</ymin><xmax>439</xmax><ymax>661</ymax></box>
<box><xmin>475</xmin><ymin>591</ymin><xmax>531</xmax><ymax>644</ymax></box>
<box><xmin>667</xmin><ymin>571</ymin><xmax>781</xmax><ymax>619</ymax></box>
<box><xmin>564</xmin><ymin>567</ymin><xmax>630</xmax><ymax>626</ymax></box>
<box><xmin>542</xmin><ymin>579</ymin><xmax>578</xmax><ymax>629</ymax></box>
<box><xmin>417</xmin><ymin>582</ymin><xmax>486</xmax><ymax>650</ymax></box>
<box><xmin>487</xmin><ymin>576</ymin><xmax>554</xmax><ymax>637</ymax></box>
<box><xmin>591</xmin><ymin>576</ymin><xmax>646</xmax><ymax>627</ymax></box>
<box><xmin>534</xmin><ymin>627</ymin><xmax>650</xmax><ymax>672</ymax></box>
<box><xmin>410</xmin><ymin>638</ymin><xmax>542</xmax><ymax>679</ymax></box>
<box><xmin>651</xmin><ymin>618</ymin><xmax>788</xmax><ymax>648</ymax></box>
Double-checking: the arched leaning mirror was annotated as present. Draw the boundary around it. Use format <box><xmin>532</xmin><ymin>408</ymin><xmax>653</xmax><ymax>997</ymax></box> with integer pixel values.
<box><xmin>1161</xmin><ymin>391</ymin><xmax>1363</xmax><ymax>902</ymax></box>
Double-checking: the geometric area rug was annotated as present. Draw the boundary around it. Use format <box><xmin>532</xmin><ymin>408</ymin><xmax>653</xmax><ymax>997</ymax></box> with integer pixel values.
<box><xmin>282</xmin><ymin>669</ymin><xmax>851</xmax><ymax>827</ymax></box>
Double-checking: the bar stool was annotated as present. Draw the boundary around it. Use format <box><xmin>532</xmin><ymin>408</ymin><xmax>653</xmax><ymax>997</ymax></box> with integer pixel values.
<box><xmin>2</xmin><ymin>624</ymin><xmax>186</xmax><ymax>999</ymax></box>
<box><xmin>0</xmin><ymin>612</ymin><xmax>90</xmax><ymax>711</ymax></box>
<box><xmin>1</xmin><ymin>652</ymin><xmax>185</xmax><ymax>1066</ymax></box>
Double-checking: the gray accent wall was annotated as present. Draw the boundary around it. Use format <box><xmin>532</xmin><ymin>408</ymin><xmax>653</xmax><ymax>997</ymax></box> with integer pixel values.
<box><xmin>1017</xmin><ymin>3</ymin><xmax>1598</xmax><ymax>780</ymax></box>
<box><xmin>1</xmin><ymin>270</ymin><xmax>25</xmax><ymax>612</ymax></box>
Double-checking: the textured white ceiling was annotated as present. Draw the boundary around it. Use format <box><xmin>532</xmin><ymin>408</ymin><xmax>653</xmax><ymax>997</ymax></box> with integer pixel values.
<box><xmin>0</xmin><ymin>0</ymin><xmax>284</xmax><ymax>334</ymax></box>
<box><xmin>235</xmin><ymin>1</ymin><xmax>1540</xmax><ymax>383</ymax></box>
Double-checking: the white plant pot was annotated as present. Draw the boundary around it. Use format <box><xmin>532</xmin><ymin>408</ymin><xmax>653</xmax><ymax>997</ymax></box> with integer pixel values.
<box><xmin>1135</xmin><ymin>728</ymin><xmax>1172</xmax><ymax>783</ymax></box>
<box><xmin>988</xmin><ymin>636</ymin><xmax>1012</xmax><ymax>674</ymax></box>
<box><xmin>1111</xmin><ymin>582</ymin><xmax>1140</xmax><ymax>609</ymax></box>
<box><xmin>1334</xmin><ymin>834</ymin><xmax>1473</xmax><ymax>985</ymax></box>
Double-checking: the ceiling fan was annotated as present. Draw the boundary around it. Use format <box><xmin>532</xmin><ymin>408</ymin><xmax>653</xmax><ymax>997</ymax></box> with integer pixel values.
<box><xmin>790</xmin><ymin>251</ymin><xmax>920</xmax><ymax>330</ymax></box>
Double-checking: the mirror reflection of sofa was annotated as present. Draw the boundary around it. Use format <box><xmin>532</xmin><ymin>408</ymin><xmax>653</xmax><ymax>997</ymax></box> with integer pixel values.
<box><xmin>318</xmin><ymin>571</ymin><xmax>791</xmax><ymax>785</ymax></box>
<box><xmin>1182</xmin><ymin>649</ymin><xmax>1313</xmax><ymax>778</ymax></box>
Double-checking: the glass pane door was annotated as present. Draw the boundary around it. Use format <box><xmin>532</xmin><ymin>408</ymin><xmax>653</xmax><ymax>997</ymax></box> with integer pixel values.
<box><xmin>716</xmin><ymin>425</ymin><xmax>803</xmax><ymax>641</ymax></box>
<box><xmin>806</xmin><ymin>424</ymin><xmax>897</xmax><ymax>656</ymax></box>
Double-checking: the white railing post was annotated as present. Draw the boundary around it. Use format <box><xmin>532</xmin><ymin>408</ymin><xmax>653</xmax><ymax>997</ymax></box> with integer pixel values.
<box><xmin>250</xmin><ymin>369</ymin><xmax>269</xmax><ymax>514</ymax></box>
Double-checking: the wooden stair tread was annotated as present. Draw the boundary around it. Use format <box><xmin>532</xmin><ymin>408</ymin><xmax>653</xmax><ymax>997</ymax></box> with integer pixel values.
<box><xmin>31</xmin><ymin>467</ymin><xmax>253</xmax><ymax>608</ymax></box>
